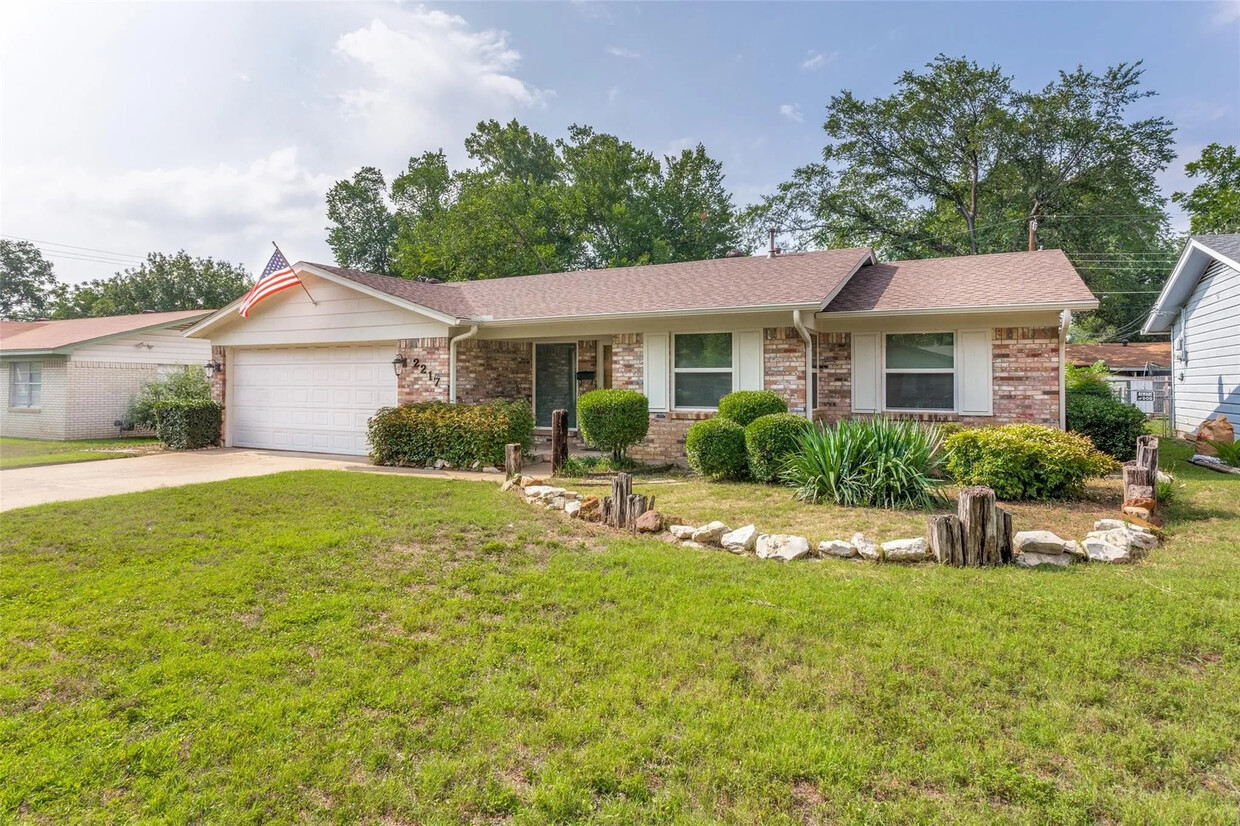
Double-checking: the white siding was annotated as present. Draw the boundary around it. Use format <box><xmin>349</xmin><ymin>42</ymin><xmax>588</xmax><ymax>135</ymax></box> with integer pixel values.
<box><xmin>203</xmin><ymin>275</ymin><xmax>450</xmax><ymax>347</ymax></box>
<box><xmin>71</xmin><ymin>328</ymin><xmax>210</xmax><ymax>365</ymax></box>
<box><xmin>1172</xmin><ymin>259</ymin><xmax>1240</xmax><ymax>435</ymax></box>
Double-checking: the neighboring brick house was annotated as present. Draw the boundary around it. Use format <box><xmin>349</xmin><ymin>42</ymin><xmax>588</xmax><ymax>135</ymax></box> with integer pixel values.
<box><xmin>186</xmin><ymin>248</ymin><xmax>1097</xmax><ymax>460</ymax></box>
<box><xmin>0</xmin><ymin>311</ymin><xmax>213</xmax><ymax>440</ymax></box>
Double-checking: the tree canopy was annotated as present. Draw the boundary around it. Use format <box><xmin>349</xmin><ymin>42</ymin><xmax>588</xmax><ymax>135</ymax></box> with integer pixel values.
<box><xmin>324</xmin><ymin>119</ymin><xmax>744</xmax><ymax>282</ymax></box>
<box><xmin>745</xmin><ymin>56</ymin><xmax>1179</xmax><ymax>339</ymax></box>
<box><xmin>50</xmin><ymin>251</ymin><xmax>252</xmax><ymax>318</ymax></box>
<box><xmin>1172</xmin><ymin>143</ymin><xmax>1240</xmax><ymax>235</ymax></box>
<box><xmin>0</xmin><ymin>240</ymin><xmax>57</xmax><ymax>321</ymax></box>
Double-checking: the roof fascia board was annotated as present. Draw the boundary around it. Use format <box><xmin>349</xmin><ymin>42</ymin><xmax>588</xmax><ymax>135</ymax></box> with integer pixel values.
<box><xmin>473</xmin><ymin>301</ymin><xmax>824</xmax><ymax>327</ymax></box>
<box><xmin>817</xmin><ymin>249</ymin><xmax>878</xmax><ymax>311</ymax></box>
<box><xmin>817</xmin><ymin>300</ymin><xmax>1099</xmax><ymax>319</ymax></box>
<box><xmin>1139</xmin><ymin>239</ymin><xmax>1230</xmax><ymax>335</ymax></box>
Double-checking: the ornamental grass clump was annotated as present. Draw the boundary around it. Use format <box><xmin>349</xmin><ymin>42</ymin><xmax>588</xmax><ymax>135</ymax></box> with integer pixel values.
<box><xmin>944</xmin><ymin>423</ymin><xmax>1117</xmax><ymax>500</ymax></box>
<box><xmin>783</xmin><ymin>417</ymin><xmax>947</xmax><ymax>509</ymax></box>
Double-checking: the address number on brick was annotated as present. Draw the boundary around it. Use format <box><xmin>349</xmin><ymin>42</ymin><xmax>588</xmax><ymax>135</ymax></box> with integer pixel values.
<box><xmin>410</xmin><ymin>357</ymin><xmax>442</xmax><ymax>387</ymax></box>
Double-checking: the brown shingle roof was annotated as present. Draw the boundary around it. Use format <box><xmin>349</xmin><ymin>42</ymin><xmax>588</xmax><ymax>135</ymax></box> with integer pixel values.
<box><xmin>823</xmin><ymin>249</ymin><xmax>1096</xmax><ymax>313</ymax></box>
<box><xmin>1067</xmin><ymin>342</ymin><xmax>1171</xmax><ymax>369</ymax></box>
<box><xmin>309</xmin><ymin>247</ymin><xmax>875</xmax><ymax>322</ymax></box>
<box><xmin>0</xmin><ymin>310</ymin><xmax>211</xmax><ymax>353</ymax></box>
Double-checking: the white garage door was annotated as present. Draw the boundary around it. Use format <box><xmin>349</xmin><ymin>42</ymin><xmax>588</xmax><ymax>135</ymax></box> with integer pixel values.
<box><xmin>230</xmin><ymin>345</ymin><xmax>397</xmax><ymax>455</ymax></box>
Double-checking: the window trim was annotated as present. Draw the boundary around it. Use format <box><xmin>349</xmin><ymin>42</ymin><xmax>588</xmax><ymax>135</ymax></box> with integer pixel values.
<box><xmin>9</xmin><ymin>360</ymin><xmax>42</xmax><ymax>410</ymax></box>
<box><xmin>881</xmin><ymin>332</ymin><xmax>956</xmax><ymax>414</ymax></box>
<box><xmin>672</xmin><ymin>331</ymin><xmax>735</xmax><ymax>411</ymax></box>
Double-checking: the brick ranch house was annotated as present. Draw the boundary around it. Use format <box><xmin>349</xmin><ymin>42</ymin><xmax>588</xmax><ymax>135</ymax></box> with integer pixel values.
<box><xmin>184</xmin><ymin>248</ymin><xmax>1097</xmax><ymax>460</ymax></box>
<box><xmin>0</xmin><ymin>311</ymin><xmax>212</xmax><ymax>440</ymax></box>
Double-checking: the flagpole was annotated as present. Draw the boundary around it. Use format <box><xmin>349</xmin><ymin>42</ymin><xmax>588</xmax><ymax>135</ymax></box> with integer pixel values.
<box><xmin>274</xmin><ymin>241</ymin><xmax>318</xmax><ymax>306</ymax></box>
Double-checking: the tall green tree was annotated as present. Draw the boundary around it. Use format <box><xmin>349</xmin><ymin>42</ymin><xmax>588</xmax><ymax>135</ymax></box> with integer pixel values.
<box><xmin>50</xmin><ymin>251</ymin><xmax>251</xmax><ymax>318</ymax></box>
<box><xmin>325</xmin><ymin>167</ymin><xmax>398</xmax><ymax>275</ymax></box>
<box><xmin>0</xmin><ymin>240</ymin><xmax>58</xmax><ymax>320</ymax></box>
<box><xmin>1172</xmin><ymin>143</ymin><xmax>1240</xmax><ymax>234</ymax></box>
<box><xmin>745</xmin><ymin>55</ymin><xmax>1177</xmax><ymax>336</ymax></box>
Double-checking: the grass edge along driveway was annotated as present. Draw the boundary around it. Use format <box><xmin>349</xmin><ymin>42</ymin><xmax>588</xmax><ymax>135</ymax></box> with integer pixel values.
<box><xmin>1</xmin><ymin>454</ymin><xmax>1238</xmax><ymax>823</ymax></box>
<box><xmin>0</xmin><ymin>436</ymin><xmax>161</xmax><ymax>470</ymax></box>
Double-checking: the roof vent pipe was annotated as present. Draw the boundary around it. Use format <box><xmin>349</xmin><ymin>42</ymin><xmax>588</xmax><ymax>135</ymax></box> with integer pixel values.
<box><xmin>768</xmin><ymin>228</ymin><xmax>779</xmax><ymax>258</ymax></box>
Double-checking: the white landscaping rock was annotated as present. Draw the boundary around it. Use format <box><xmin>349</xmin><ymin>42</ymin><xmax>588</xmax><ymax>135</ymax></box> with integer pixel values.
<box><xmin>1014</xmin><ymin>530</ymin><xmax>1072</xmax><ymax>556</ymax></box>
<box><xmin>691</xmin><ymin>521</ymin><xmax>730</xmax><ymax>545</ymax></box>
<box><xmin>524</xmin><ymin>485</ymin><xmax>566</xmax><ymax>501</ymax></box>
<box><xmin>564</xmin><ymin>501</ymin><xmax>582</xmax><ymax>518</ymax></box>
<box><xmin>1083</xmin><ymin>536</ymin><xmax>1131</xmax><ymax>564</ymax></box>
<box><xmin>1064</xmin><ymin>540</ymin><xmax>1086</xmax><ymax>560</ymax></box>
<box><xmin>818</xmin><ymin>539</ymin><xmax>857</xmax><ymax>558</ymax></box>
<box><xmin>549</xmin><ymin>496</ymin><xmax>568</xmax><ymax>510</ymax></box>
<box><xmin>882</xmin><ymin>537</ymin><xmax>928</xmax><ymax>562</ymax></box>
<box><xmin>756</xmin><ymin>534</ymin><xmax>811</xmax><ymax>561</ymax></box>
<box><xmin>1094</xmin><ymin>518</ymin><xmax>1150</xmax><ymax>534</ymax></box>
<box><xmin>681</xmin><ymin>540</ymin><xmax>711</xmax><ymax>550</ymax></box>
<box><xmin>1015</xmin><ymin>551</ymin><xmax>1073</xmax><ymax>568</ymax></box>
<box><xmin>500</xmin><ymin>478</ymin><xmax>518</xmax><ymax>492</ymax></box>
<box><xmin>852</xmin><ymin>533</ymin><xmax>880</xmax><ymax>561</ymax></box>
<box><xmin>720</xmin><ymin>524</ymin><xmax>758</xmax><ymax>554</ymax></box>
<box><xmin>669</xmin><ymin>525</ymin><xmax>696</xmax><ymax>540</ymax></box>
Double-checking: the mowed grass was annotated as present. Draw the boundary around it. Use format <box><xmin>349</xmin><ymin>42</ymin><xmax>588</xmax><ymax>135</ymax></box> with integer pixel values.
<box><xmin>1</xmin><ymin>446</ymin><xmax>1239</xmax><ymax>823</ymax></box>
<box><xmin>0</xmin><ymin>436</ymin><xmax>160</xmax><ymax>469</ymax></box>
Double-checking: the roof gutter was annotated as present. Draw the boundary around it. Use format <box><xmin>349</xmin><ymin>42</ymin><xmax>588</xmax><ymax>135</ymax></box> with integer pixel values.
<box><xmin>792</xmin><ymin>310</ymin><xmax>815</xmax><ymax>421</ymax></box>
<box><xmin>818</xmin><ymin>299</ymin><xmax>1099</xmax><ymax>319</ymax></box>
<box><xmin>448</xmin><ymin>325</ymin><xmax>479</xmax><ymax>404</ymax></box>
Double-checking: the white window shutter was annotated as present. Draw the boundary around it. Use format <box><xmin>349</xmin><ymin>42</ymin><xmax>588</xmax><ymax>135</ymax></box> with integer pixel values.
<box><xmin>851</xmin><ymin>332</ymin><xmax>880</xmax><ymax>413</ymax></box>
<box><xmin>735</xmin><ymin>330</ymin><xmax>763</xmax><ymax>391</ymax></box>
<box><xmin>958</xmin><ymin>329</ymin><xmax>993</xmax><ymax>415</ymax></box>
<box><xmin>645</xmin><ymin>332</ymin><xmax>669</xmax><ymax>411</ymax></box>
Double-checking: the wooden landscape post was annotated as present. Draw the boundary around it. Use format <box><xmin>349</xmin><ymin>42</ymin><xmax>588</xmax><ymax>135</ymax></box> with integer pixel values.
<box><xmin>551</xmin><ymin>408</ymin><xmax>569</xmax><ymax>475</ymax></box>
<box><xmin>927</xmin><ymin>513</ymin><xmax>964</xmax><ymax>566</ymax></box>
<box><xmin>504</xmin><ymin>443</ymin><xmax>522</xmax><ymax>479</ymax></box>
<box><xmin>958</xmin><ymin>486</ymin><xmax>999</xmax><ymax>567</ymax></box>
<box><xmin>1122</xmin><ymin>434</ymin><xmax>1159</xmax><ymax>518</ymax></box>
<box><xmin>996</xmin><ymin>507</ymin><xmax>1014</xmax><ymax>565</ymax></box>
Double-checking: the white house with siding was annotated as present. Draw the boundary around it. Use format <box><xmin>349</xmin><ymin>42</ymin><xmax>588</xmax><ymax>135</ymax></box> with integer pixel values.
<box><xmin>0</xmin><ymin>311</ymin><xmax>212</xmax><ymax>440</ymax></box>
<box><xmin>1142</xmin><ymin>234</ymin><xmax>1240</xmax><ymax>438</ymax></box>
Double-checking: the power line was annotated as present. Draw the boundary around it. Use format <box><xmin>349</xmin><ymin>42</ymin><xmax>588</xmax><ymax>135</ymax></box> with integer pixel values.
<box><xmin>0</xmin><ymin>233</ymin><xmax>145</xmax><ymax>262</ymax></box>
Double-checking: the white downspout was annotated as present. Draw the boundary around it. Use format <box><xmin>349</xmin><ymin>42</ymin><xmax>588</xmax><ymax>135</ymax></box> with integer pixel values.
<box><xmin>1059</xmin><ymin>309</ymin><xmax>1070</xmax><ymax>430</ymax></box>
<box><xmin>792</xmin><ymin>310</ymin><xmax>815</xmax><ymax>421</ymax></box>
<box><xmin>448</xmin><ymin>324</ymin><xmax>479</xmax><ymax>404</ymax></box>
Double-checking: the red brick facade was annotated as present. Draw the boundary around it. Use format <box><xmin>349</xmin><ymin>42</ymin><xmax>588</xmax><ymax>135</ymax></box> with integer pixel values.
<box><xmin>763</xmin><ymin>327</ymin><xmax>807</xmax><ymax>414</ymax></box>
<box><xmin>209</xmin><ymin>345</ymin><xmax>226</xmax><ymax>443</ymax></box>
<box><xmin>456</xmin><ymin>339</ymin><xmax>532</xmax><ymax>405</ymax></box>
<box><xmin>396</xmin><ymin>337</ymin><xmax>450</xmax><ymax>404</ymax></box>
<box><xmin>611</xmin><ymin>334</ymin><xmax>643</xmax><ymax>392</ymax></box>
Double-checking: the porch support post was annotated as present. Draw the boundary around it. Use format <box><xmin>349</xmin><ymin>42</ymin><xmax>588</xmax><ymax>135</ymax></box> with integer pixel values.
<box><xmin>448</xmin><ymin>324</ymin><xmax>479</xmax><ymax>404</ymax></box>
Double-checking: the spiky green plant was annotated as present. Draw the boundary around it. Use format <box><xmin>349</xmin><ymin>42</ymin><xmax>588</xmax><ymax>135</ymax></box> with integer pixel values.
<box><xmin>782</xmin><ymin>417</ymin><xmax>948</xmax><ymax>509</ymax></box>
<box><xmin>1208</xmin><ymin>439</ymin><xmax>1240</xmax><ymax>467</ymax></box>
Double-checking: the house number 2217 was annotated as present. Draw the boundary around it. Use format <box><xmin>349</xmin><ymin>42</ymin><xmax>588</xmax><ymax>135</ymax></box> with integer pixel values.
<box><xmin>410</xmin><ymin>357</ymin><xmax>442</xmax><ymax>387</ymax></box>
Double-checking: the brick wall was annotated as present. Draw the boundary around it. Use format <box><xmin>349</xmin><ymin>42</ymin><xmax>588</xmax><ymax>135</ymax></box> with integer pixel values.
<box><xmin>456</xmin><ymin>339</ymin><xmax>532</xmax><ymax>405</ymax></box>
<box><xmin>0</xmin><ymin>360</ymin><xmax>68</xmax><ymax>439</ymax></box>
<box><xmin>611</xmin><ymin>333</ymin><xmax>643</xmax><ymax>391</ymax></box>
<box><xmin>209</xmin><ymin>346</ymin><xmax>226</xmax><ymax>443</ymax></box>
<box><xmin>396</xmin><ymin>337</ymin><xmax>450</xmax><ymax>404</ymax></box>
<box><xmin>577</xmin><ymin>339</ymin><xmax>598</xmax><ymax>395</ymax></box>
<box><xmin>628</xmin><ymin>410</ymin><xmax>712</xmax><ymax>463</ymax></box>
<box><xmin>813</xmin><ymin>326</ymin><xmax>1062</xmax><ymax>427</ymax></box>
<box><xmin>65</xmin><ymin>361</ymin><xmax>165</xmax><ymax>439</ymax></box>
<box><xmin>764</xmin><ymin>327</ymin><xmax>807</xmax><ymax>414</ymax></box>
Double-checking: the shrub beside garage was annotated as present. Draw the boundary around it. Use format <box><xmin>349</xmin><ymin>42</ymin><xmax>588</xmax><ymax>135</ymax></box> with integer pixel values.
<box><xmin>368</xmin><ymin>400</ymin><xmax>534</xmax><ymax>468</ymax></box>
<box><xmin>154</xmin><ymin>399</ymin><xmax>222</xmax><ymax>450</ymax></box>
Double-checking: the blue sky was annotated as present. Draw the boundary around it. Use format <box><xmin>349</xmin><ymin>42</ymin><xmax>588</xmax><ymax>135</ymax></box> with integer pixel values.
<box><xmin>2</xmin><ymin>1</ymin><xmax>1237</xmax><ymax>283</ymax></box>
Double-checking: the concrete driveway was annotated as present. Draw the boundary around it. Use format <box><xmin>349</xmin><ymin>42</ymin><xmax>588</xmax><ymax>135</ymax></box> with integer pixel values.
<box><xmin>0</xmin><ymin>448</ymin><xmax>426</xmax><ymax>512</ymax></box>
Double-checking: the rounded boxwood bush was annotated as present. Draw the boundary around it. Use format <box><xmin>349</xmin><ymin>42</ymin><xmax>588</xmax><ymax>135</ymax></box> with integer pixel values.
<box><xmin>745</xmin><ymin>412</ymin><xmax>812</xmax><ymax>483</ymax></box>
<box><xmin>685</xmin><ymin>416</ymin><xmax>748</xmax><ymax>480</ymax></box>
<box><xmin>576</xmin><ymin>389</ymin><xmax>650</xmax><ymax>461</ymax></box>
<box><xmin>944</xmin><ymin>423</ymin><xmax>1117</xmax><ymax>500</ymax></box>
<box><xmin>717</xmin><ymin>390</ymin><xmax>787</xmax><ymax>427</ymax></box>
<box><xmin>1066</xmin><ymin>391</ymin><xmax>1146</xmax><ymax>461</ymax></box>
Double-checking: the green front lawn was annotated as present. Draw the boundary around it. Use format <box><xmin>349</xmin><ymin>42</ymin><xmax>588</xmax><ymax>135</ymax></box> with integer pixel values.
<box><xmin>2</xmin><ymin>448</ymin><xmax>1238</xmax><ymax>822</ymax></box>
<box><xmin>0</xmin><ymin>436</ymin><xmax>160</xmax><ymax>470</ymax></box>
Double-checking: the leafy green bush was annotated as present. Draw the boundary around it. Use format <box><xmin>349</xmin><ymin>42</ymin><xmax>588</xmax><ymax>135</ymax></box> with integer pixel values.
<box><xmin>685</xmin><ymin>417</ymin><xmax>749</xmax><ymax>480</ymax></box>
<box><xmin>128</xmin><ymin>366</ymin><xmax>211</xmax><ymax>430</ymax></box>
<box><xmin>1066</xmin><ymin>391</ymin><xmax>1146</xmax><ymax>461</ymax></box>
<box><xmin>1065</xmin><ymin>360</ymin><xmax>1114</xmax><ymax>396</ymax></box>
<box><xmin>717</xmin><ymin>390</ymin><xmax>787</xmax><ymax>427</ymax></box>
<box><xmin>153</xmin><ymin>399</ymin><xmax>221</xmax><ymax>450</ymax></box>
<box><xmin>1209</xmin><ymin>439</ymin><xmax>1240</xmax><ymax>467</ymax></box>
<box><xmin>784</xmin><ymin>417</ymin><xmax>946</xmax><ymax>509</ymax></box>
<box><xmin>368</xmin><ymin>400</ymin><xmax>533</xmax><ymax>468</ymax></box>
<box><xmin>576</xmin><ymin>389</ymin><xmax>649</xmax><ymax>461</ymax></box>
<box><xmin>745</xmin><ymin>413</ymin><xmax>813</xmax><ymax>483</ymax></box>
<box><xmin>945</xmin><ymin>423</ymin><xmax>1117</xmax><ymax>500</ymax></box>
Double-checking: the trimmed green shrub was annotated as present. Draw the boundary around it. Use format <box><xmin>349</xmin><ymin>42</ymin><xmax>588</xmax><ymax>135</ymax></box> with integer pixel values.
<box><xmin>717</xmin><ymin>390</ymin><xmax>787</xmax><ymax>427</ymax></box>
<box><xmin>685</xmin><ymin>417</ymin><xmax>749</xmax><ymax>480</ymax></box>
<box><xmin>945</xmin><ymin>423</ymin><xmax>1117</xmax><ymax>500</ymax></box>
<box><xmin>368</xmin><ymin>399</ymin><xmax>534</xmax><ymax>468</ymax></box>
<box><xmin>576</xmin><ymin>389</ymin><xmax>649</xmax><ymax>461</ymax></box>
<box><xmin>1066</xmin><ymin>391</ymin><xmax>1146</xmax><ymax>461</ymax></box>
<box><xmin>745</xmin><ymin>412</ymin><xmax>813</xmax><ymax>483</ymax></box>
<box><xmin>784</xmin><ymin>417</ymin><xmax>946</xmax><ymax>509</ymax></box>
<box><xmin>153</xmin><ymin>399</ymin><xmax>221</xmax><ymax>450</ymax></box>
<box><xmin>128</xmin><ymin>366</ymin><xmax>211</xmax><ymax>430</ymax></box>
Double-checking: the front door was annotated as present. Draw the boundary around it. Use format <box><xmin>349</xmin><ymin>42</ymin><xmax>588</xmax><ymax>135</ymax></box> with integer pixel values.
<box><xmin>535</xmin><ymin>342</ymin><xmax>577</xmax><ymax>429</ymax></box>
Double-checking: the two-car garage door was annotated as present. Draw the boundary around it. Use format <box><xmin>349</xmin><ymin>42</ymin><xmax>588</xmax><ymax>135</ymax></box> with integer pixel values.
<box><xmin>230</xmin><ymin>345</ymin><xmax>397</xmax><ymax>455</ymax></box>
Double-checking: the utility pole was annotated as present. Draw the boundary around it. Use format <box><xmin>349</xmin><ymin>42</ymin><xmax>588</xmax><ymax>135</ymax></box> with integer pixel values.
<box><xmin>1028</xmin><ymin>218</ymin><xmax>1038</xmax><ymax>252</ymax></box>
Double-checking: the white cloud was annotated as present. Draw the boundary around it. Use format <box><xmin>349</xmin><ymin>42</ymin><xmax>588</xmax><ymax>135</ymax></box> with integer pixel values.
<box><xmin>800</xmin><ymin>50</ymin><xmax>838</xmax><ymax>70</ymax></box>
<box><xmin>605</xmin><ymin>45</ymin><xmax>641</xmax><ymax>59</ymax></box>
<box><xmin>1212</xmin><ymin>1</ymin><xmax>1240</xmax><ymax>24</ymax></box>
<box><xmin>334</xmin><ymin>10</ymin><xmax>547</xmax><ymax>165</ymax></box>
<box><xmin>607</xmin><ymin>85</ymin><xmax>621</xmax><ymax>104</ymax></box>
<box><xmin>779</xmin><ymin>103</ymin><xmax>803</xmax><ymax>123</ymax></box>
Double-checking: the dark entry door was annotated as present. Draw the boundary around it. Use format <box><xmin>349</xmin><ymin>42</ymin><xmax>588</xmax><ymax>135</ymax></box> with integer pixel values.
<box><xmin>535</xmin><ymin>342</ymin><xmax>577</xmax><ymax>429</ymax></box>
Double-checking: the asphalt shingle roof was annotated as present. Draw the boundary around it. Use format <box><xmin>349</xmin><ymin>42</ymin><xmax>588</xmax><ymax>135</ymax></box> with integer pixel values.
<box><xmin>1192</xmin><ymin>234</ymin><xmax>1240</xmax><ymax>265</ymax></box>
<box><xmin>0</xmin><ymin>311</ymin><xmax>211</xmax><ymax>353</ymax></box>
<box><xmin>1066</xmin><ymin>342</ymin><xmax>1171</xmax><ymax>369</ymax></box>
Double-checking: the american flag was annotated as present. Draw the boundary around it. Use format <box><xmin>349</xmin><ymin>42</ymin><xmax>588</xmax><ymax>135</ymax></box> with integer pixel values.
<box><xmin>238</xmin><ymin>248</ymin><xmax>301</xmax><ymax>317</ymax></box>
